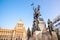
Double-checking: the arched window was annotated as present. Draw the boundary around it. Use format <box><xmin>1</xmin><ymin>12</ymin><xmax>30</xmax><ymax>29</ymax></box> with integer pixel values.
<box><xmin>4</xmin><ymin>39</ymin><xmax>5</xmax><ymax>40</ymax></box>
<box><xmin>11</xmin><ymin>38</ymin><xmax>12</xmax><ymax>40</ymax></box>
<box><xmin>6</xmin><ymin>39</ymin><xmax>8</xmax><ymax>40</ymax></box>
<box><xmin>1</xmin><ymin>39</ymin><xmax>3</xmax><ymax>40</ymax></box>
<box><xmin>16</xmin><ymin>38</ymin><xmax>17</xmax><ymax>40</ymax></box>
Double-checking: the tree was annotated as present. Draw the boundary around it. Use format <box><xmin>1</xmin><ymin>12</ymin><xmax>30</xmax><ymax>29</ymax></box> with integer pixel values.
<box><xmin>27</xmin><ymin>28</ymin><xmax>31</xmax><ymax>40</ymax></box>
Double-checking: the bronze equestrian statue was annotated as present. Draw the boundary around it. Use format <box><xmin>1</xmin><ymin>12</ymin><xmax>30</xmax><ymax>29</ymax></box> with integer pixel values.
<box><xmin>32</xmin><ymin>5</ymin><xmax>41</xmax><ymax>35</ymax></box>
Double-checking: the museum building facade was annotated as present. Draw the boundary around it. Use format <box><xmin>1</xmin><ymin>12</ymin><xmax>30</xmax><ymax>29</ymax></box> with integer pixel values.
<box><xmin>0</xmin><ymin>20</ymin><xmax>27</xmax><ymax>40</ymax></box>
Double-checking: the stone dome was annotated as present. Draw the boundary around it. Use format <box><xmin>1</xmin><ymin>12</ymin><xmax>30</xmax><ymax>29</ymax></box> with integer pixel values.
<box><xmin>14</xmin><ymin>19</ymin><xmax>25</xmax><ymax>30</ymax></box>
<box><xmin>17</xmin><ymin>19</ymin><xmax>24</xmax><ymax>24</ymax></box>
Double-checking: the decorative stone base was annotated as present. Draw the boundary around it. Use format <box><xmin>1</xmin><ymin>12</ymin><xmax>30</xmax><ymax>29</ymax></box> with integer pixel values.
<box><xmin>29</xmin><ymin>31</ymin><xmax>58</xmax><ymax>40</ymax></box>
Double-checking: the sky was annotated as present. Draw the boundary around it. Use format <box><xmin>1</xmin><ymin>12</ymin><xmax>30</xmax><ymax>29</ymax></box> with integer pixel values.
<box><xmin>0</xmin><ymin>0</ymin><xmax>60</xmax><ymax>30</ymax></box>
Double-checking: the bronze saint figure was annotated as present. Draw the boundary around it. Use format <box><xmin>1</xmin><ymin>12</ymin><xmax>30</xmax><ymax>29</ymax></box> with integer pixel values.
<box><xmin>48</xmin><ymin>19</ymin><xmax>53</xmax><ymax>36</ymax></box>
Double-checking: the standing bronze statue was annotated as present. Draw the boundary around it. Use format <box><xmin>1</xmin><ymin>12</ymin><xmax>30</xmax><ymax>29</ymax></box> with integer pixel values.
<box><xmin>48</xmin><ymin>19</ymin><xmax>54</xmax><ymax>36</ymax></box>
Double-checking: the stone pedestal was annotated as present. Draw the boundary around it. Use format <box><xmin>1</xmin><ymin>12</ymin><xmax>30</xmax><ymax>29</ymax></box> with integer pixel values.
<box><xmin>35</xmin><ymin>31</ymin><xmax>58</xmax><ymax>40</ymax></box>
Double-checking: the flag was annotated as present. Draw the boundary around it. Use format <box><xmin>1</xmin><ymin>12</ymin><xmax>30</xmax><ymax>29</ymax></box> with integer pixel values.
<box><xmin>31</xmin><ymin>3</ymin><xmax>34</xmax><ymax>6</ymax></box>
